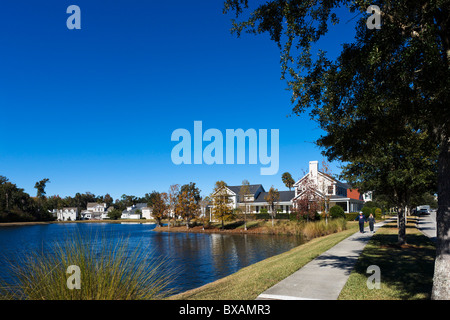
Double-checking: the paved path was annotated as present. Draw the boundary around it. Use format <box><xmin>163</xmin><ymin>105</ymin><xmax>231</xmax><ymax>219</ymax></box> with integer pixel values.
<box><xmin>256</xmin><ymin>218</ymin><xmax>395</xmax><ymax>300</ymax></box>
<box><xmin>416</xmin><ymin>212</ymin><xmax>437</xmax><ymax>243</ymax></box>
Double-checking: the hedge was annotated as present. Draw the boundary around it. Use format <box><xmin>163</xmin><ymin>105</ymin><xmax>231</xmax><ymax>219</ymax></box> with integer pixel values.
<box><xmin>346</xmin><ymin>212</ymin><xmax>361</xmax><ymax>221</ymax></box>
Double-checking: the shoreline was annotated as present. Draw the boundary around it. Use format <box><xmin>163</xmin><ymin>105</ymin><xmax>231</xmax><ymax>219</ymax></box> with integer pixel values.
<box><xmin>0</xmin><ymin>219</ymin><xmax>151</xmax><ymax>227</ymax></box>
<box><xmin>153</xmin><ymin>224</ymin><xmax>270</xmax><ymax>235</ymax></box>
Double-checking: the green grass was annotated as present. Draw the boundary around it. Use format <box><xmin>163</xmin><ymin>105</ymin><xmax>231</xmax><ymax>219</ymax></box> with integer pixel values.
<box><xmin>338</xmin><ymin>217</ymin><xmax>436</xmax><ymax>300</ymax></box>
<box><xmin>0</xmin><ymin>233</ymin><xmax>176</xmax><ymax>300</ymax></box>
<box><xmin>169</xmin><ymin>222</ymin><xmax>359</xmax><ymax>300</ymax></box>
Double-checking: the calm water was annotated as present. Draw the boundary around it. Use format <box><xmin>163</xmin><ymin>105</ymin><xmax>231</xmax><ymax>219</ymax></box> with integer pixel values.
<box><xmin>0</xmin><ymin>222</ymin><xmax>304</xmax><ymax>295</ymax></box>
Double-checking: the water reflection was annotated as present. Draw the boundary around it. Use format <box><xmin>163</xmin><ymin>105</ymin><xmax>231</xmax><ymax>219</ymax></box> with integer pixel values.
<box><xmin>0</xmin><ymin>223</ymin><xmax>304</xmax><ymax>295</ymax></box>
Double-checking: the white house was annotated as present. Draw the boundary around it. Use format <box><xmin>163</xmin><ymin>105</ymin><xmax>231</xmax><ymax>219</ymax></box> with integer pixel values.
<box><xmin>81</xmin><ymin>202</ymin><xmax>108</xmax><ymax>220</ymax></box>
<box><xmin>141</xmin><ymin>206</ymin><xmax>153</xmax><ymax>219</ymax></box>
<box><xmin>220</xmin><ymin>184</ymin><xmax>265</xmax><ymax>211</ymax></box>
<box><xmin>121</xmin><ymin>203</ymin><xmax>147</xmax><ymax>219</ymax></box>
<box><xmin>293</xmin><ymin>161</ymin><xmax>365</xmax><ymax>213</ymax></box>
<box><xmin>251</xmin><ymin>190</ymin><xmax>295</xmax><ymax>214</ymax></box>
<box><xmin>363</xmin><ymin>191</ymin><xmax>373</xmax><ymax>202</ymax></box>
<box><xmin>212</xmin><ymin>184</ymin><xmax>295</xmax><ymax>214</ymax></box>
<box><xmin>57</xmin><ymin>207</ymin><xmax>78</xmax><ymax>221</ymax></box>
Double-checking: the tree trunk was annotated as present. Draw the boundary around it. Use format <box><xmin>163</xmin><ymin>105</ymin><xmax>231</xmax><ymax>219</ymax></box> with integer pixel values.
<box><xmin>397</xmin><ymin>206</ymin><xmax>407</xmax><ymax>244</ymax></box>
<box><xmin>432</xmin><ymin>134</ymin><xmax>450</xmax><ymax>299</ymax></box>
<box><xmin>271</xmin><ymin>205</ymin><xmax>275</xmax><ymax>227</ymax></box>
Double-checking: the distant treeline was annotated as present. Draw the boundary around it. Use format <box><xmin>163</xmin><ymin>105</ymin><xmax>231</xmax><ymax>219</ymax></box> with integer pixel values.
<box><xmin>0</xmin><ymin>175</ymin><xmax>178</xmax><ymax>223</ymax></box>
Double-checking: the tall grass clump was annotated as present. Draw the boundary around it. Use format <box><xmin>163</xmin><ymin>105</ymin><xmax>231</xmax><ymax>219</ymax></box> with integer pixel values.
<box><xmin>0</xmin><ymin>232</ymin><xmax>176</xmax><ymax>300</ymax></box>
<box><xmin>262</xmin><ymin>220</ymin><xmax>305</xmax><ymax>236</ymax></box>
<box><xmin>262</xmin><ymin>218</ymin><xmax>347</xmax><ymax>240</ymax></box>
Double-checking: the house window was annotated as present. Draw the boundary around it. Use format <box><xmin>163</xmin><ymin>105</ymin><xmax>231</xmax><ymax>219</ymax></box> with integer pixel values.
<box><xmin>256</xmin><ymin>206</ymin><xmax>259</xmax><ymax>213</ymax></box>
<box><xmin>328</xmin><ymin>186</ymin><xmax>333</xmax><ymax>194</ymax></box>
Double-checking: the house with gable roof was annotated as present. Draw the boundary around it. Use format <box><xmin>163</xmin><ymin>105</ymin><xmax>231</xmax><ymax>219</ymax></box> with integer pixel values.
<box><xmin>121</xmin><ymin>203</ymin><xmax>150</xmax><ymax>219</ymax></box>
<box><xmin>81</xmin><ymin>202</ymin><xmax>109</xmax><ymax>220</ymax></box>
<box><xmin>213</xmin><ymin>184</ymin><xmax>295</xmax><ymax>214</ymax></box>
<box><xmin>293</xmin><ymin>161</ymin><xmax>366</xmax><ymax>213</ymax></box>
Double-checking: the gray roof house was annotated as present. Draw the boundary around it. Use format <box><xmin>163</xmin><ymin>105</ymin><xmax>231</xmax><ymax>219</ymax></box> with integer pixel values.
<box><xmin>213</xmin><ymin>184</ymin><xmax>295</xmax><ymax>214</ymax></box>
<box><xmin>253</xmin><ymin>191</ymin><xmax>296</xmax><ymax>203</ymax></box>
<box><xmin>121</xmin><ymin>203</ymin><xmax>148</xmax><ymax>219</ymax></box>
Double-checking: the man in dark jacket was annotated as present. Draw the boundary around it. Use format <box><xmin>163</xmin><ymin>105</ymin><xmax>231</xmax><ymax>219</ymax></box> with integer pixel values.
<box><xmin>355</xmin><ymin>212</ymin><xmax>366</xmax><ymax>233</ymax></box>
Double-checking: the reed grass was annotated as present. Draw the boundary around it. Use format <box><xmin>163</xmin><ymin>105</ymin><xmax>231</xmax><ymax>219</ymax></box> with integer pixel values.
<box><xmin>262</xmin><ymin>218</ymin><xmax>347</xmax><ymax>239</ymax></box>
<box><xmin>0</xmin><ymin>232</ymin><xmax>176</xmax><ymax>300</ymax></box>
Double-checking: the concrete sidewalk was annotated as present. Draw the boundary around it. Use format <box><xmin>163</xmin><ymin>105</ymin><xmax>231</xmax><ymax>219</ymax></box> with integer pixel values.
<box><xmin>417</xmin><ymin>212</ymin><xmax>437</xmax><ymax>243</ymax></box>
<box><xmin>256</xmin><ymin>218</ymin><xmax>395</xmax><ymax>300</ymax></box>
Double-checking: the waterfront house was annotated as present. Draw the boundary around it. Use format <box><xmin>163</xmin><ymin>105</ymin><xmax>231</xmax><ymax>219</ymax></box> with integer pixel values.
<box><xmin>212</xmin><ymin>184</ymin><xmax>294</xmax><ymax>214</ymax></box>
<box><xmin>81</xmin><ymin>202</ymin><xmax>108</xmax><ymax>220</ymax></box>
<box><xmin>141</xmin><ymin>206</ymin><xmax>153</xmax><ymax>219</ymax></box>
<box><xmin>251</xmin><ymin>190</ymin><xmax>295</xmax><ymax>214</ymax></box>
<box><xmin>225</xmin><ymin>184</ymin><xmax>265</xmax><ymax>210</ymax></box>
<box><xmin>293</xmin><ymin>161</ymin><xmax>366</xmax><ymax>213</ymax></box>
<box><xmin>57</xmin><ymin>207</ymin><xmax>78</xmax><ymax>221</ymax></box>
<box><xmin>121</xmin><ymin>203</ymin><xmax>147</xmax><ymax>219</ymax></box>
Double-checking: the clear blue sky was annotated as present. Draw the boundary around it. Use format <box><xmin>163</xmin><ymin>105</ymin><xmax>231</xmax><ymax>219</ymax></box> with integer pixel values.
<box><xmin>0</xmin><ymin>1</ymin><xmax>358</xmax><ymax>200</ymax></box>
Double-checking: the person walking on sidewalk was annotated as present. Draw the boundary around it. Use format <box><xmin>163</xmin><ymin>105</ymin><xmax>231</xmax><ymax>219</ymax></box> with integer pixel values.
<box><xmin>367</xmin><ymin>213</ymin><xmax>376</xmax><ymax>233</ymax></box>
<box><xmin>355</xmin><ymin>212</ymin><xmax>366</xmax><ymax>233</ymax></box>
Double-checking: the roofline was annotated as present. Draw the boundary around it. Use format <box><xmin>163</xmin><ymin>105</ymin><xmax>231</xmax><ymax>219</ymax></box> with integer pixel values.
<box><xmin>293</xmin><ymin>171</ymin><xmax>353</xmax><ymax>188</ymax></box>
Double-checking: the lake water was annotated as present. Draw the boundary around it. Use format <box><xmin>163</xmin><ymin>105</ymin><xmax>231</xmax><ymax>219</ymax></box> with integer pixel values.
<box><xmin>0</xmin><ymin>222</ymin><xmax>304</xmax><ymax>295</ymax></box>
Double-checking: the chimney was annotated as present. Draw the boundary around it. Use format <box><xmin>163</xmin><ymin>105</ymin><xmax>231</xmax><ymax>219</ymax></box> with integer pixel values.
<box><xmin>309</xmin><ymin>161</ymin><xmax>319</xmax><ymax>179</ymax></box>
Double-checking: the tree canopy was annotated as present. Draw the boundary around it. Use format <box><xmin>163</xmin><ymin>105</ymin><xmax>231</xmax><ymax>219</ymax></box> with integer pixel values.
<box><xmin>281</xmin><ymin>172</ymin><xmax>295</xmax><ymax>191</ymax></box>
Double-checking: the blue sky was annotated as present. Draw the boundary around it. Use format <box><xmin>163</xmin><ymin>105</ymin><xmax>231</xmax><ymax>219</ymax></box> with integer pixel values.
<box><xmin>0</xmin><ymin>1</ymin><xmax>358</xmax><ymax>200</ymax></box>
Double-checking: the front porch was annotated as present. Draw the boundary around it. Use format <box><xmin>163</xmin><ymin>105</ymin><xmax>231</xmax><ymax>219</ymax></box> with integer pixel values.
<box><xmin>330</xmin><ymin>197</ymin><xmax>364</xmax><ymax>213</ymax></box>
<box><xmin>237</xmin><ymin>202</ymin><xmax>293</xmax><ymax>214</ymax></box>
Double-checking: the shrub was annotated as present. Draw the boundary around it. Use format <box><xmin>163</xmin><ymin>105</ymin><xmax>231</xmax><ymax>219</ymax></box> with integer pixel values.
<box><xmin>374</xmin><ymin>207</ymin><xmax>382</xmax><ymax>219</ymax></box>
<box><xmin>329</xmin><ymin>205</ymin><xmax>345</xmax><ymax>219</ymax></box>
<box><xmin>290</xmin><ymin>210</ymin><xmax>320</xmax><ymax>222</ymax></box>
<box><xmin>361</xmin><ymin>206</ymin><xmax>372</xmax><ymax>218</ymax></box>
<box><xmin>275</xmin><ymin>213</ymin><xmax>290</xmax><ymax>219</ymax></box>
<box><xmin>108</xmin><ymin>209</ymin><xmax>122</xmax><ymax>220</ymax></box>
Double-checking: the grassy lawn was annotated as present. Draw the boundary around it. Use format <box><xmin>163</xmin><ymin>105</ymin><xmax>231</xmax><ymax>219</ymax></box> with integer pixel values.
<box><xmin>168</xmin><ymin>222</ymin><xmax>360</xmax><ymax>300</ymax></box>
<box><xmin>338</xmin><ymin>217</ymin><xmax>436</xmax><ymax>300</ymax></box>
